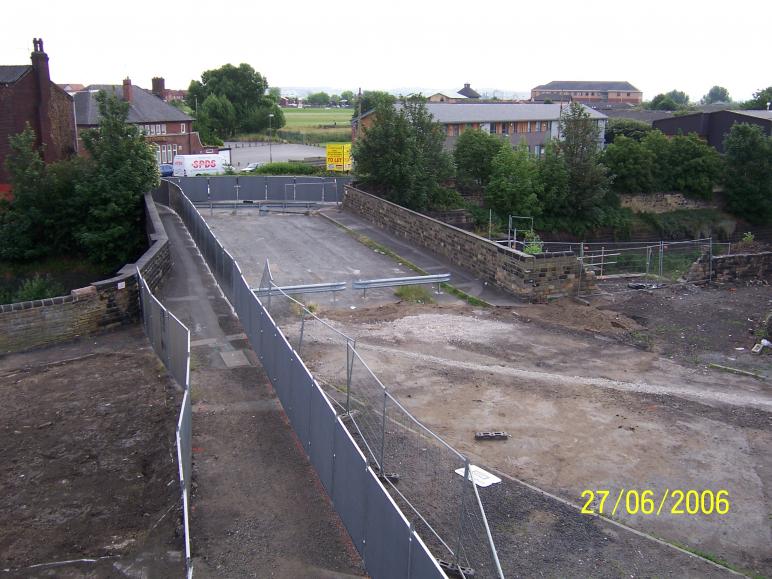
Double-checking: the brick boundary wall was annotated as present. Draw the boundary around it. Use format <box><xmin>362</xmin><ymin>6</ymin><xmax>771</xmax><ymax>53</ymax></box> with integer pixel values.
<box><xmin>711</xmin><ymin>252</ymin><xmax>772</xmax><ymax>282</ymax></box>
<box><xmin>0</xmin><ymin>193</ymin><xmax>171</xmax><ymax>354</ymax></box>
<box><xmin>342</xmin><ymin>185</ymin><xmax>593</xmax><ymax>302</ymax></box>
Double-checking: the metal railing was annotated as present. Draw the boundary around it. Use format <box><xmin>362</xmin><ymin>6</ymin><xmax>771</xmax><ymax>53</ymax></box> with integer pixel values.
<box><xmin>137</xmin><ymin>269</ymin><xmax>193</xmax><ymax>579</ymax></box>
<box><xmin>352</xmin><ymin>273</ymin><xmax>451</xmax><ymax>297</ymax></box>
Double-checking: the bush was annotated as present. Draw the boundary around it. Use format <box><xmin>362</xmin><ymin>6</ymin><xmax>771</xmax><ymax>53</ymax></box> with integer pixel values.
<box><xmin>394</xmin><ymin>285</ymin><xmax>435</xmax><ymax>304</ymax></box>
<box><xmin>252</xmin><ymin>162</ymin><xmax>324</xmax><ymax>176</ymax></box>
<box><xmin>12</xmin><ymin>274</ymin><xmax>65</xmax><ymax>302</ymax></box>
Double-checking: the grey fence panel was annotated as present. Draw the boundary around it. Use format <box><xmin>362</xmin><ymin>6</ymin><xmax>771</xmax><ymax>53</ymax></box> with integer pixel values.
<box><xmin>177</xmin><ymin>177</ymin><xmax>209</xmax><ymax>202</ymax></box>
<box><xmin>239</xmin><ymin>176</ymin><xmax>269</xmax><ymax>200</ymax></box>
<box><xmin>247</xmin><ymin>294</ymin><xmax>262</xmax><ymax>357</ymax></box>
<box><xmin>168</xmin><ymin>315</ymin><xmax>190</xmax><ymax>389</ymax></box>
<box><xmin>363</xmin><ymin>468</ymin><xmax>412</xmax><ymax>579</ymax></box>
<box><xmin>274</xmin><ymin>342</ymin><xmax>295</xmax><ymax>422</ymax></box>
<box><xmin>333</xmin><ymin>419</ymin><xmax>369</xmax><ymax>552</ymax></box>
<box><xmin>176</xmin><ymin>389</ymin><xmax>193</xmax><ymax>576</ymax></box>
<box><xmin>289</xmin><ymin>359</ymin><xmax>313</xmax><ymax>452</ymax></box>
<box><xmin>410</xmin><ymin>531</ymin><xmax>447</xmax><ymax>579</ymax></box>
<box><xmin>307</xmin><ymin>382</ymin><xmax>336</xmax><ymax>493</ymax></box>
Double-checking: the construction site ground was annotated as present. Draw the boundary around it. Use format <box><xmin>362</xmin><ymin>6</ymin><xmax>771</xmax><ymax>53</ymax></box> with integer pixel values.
<box><xmin>205</xmin><ymin>207</ymin><xmax>771</xmax><ymax>577</ymax></box>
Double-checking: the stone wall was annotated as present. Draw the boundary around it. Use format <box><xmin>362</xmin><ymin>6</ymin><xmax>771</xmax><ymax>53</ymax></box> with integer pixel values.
<box><xmin>619</xmin><ymin>192</ymin><xmax>716</xmax><ymax>214</ymax></box>
<box><xmin>342</xmin><ymin>185</ymin><xmax>591</xmax><ymax>301</ymax></box>
<box><xmin>0</xmin><ymin>193</ymin><xmax>171</xmax><ymax>353</ymax></box>
<box><xmin>685</xmin><ymin>251</ymin><xmax>772</xmax><ymax>283</ymax></box>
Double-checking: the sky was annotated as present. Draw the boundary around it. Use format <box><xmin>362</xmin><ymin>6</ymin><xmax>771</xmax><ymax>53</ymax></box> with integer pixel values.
<box><xmin>3</xmin><ymin>0</ymin><xmax>769</xmax><ymax>102</ymax></box>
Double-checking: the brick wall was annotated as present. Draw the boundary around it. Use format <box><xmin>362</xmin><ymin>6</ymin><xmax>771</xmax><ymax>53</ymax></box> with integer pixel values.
<box><xmin>0</xmin><ymin>193</ymin><xmax>171</xmax><ymax>353</ymax></box>
<box><xmin>342</xmin><ymin>185</ymin><xmax>591</xmax><ymax>301</ymax></box>
<box><xmin>711</xmin><ymin>252</ymin><xmax>772</xmax><ymax>282</ymax></box>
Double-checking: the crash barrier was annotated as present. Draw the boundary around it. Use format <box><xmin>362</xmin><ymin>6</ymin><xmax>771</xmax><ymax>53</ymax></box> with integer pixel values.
<box><xmin>351</xmin><ymin>273</ymin><xmax>451</xmax><ymax>297</ymax></box>
<box><xmin>166</xmin><ymin>176</ymin><xmax>352</xmax><ymax>204</ymax></box>
<box><xmin>137</xmin><ymin>270</ymin><xmax>193</xmax><ymax>578</ymax></box>
<box><xmin>154</xmin><ymin>179</ymin><xmax>505</xmax><ymax>578</ymax></box>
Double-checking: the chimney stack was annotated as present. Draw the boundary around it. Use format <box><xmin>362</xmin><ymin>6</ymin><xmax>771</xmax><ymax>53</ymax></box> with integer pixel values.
<box><xmin>151</xmin><ymin>77</ymin><xmax>166</xmax><ymax>100</ymax></box>
<box><xmin>31</xmin><ymin>38</ymin><xmax>53</xmax><ymax>163</ymax></box>
<box><xmin>122</xmin><ymin>77</ymin><xmax>132</xmax><ymax>103</ymax></box>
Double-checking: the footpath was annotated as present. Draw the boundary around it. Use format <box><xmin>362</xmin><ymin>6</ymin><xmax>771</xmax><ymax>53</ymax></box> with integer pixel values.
<box><xmin>157</xmin><ymin>205</ymin><xmax>364</xmax><ymax>578</ymax></box>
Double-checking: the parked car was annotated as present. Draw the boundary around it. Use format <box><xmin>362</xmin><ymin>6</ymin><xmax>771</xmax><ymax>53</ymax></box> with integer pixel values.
<box><xmin>242</xmin><ymin>162</ymin><xmax>262</xmax><ymax>173</ymax></box>
<box><xmin>159</xmin><ymin>163</ymin><xmax>173</xmax><ymax>177</ymax></box>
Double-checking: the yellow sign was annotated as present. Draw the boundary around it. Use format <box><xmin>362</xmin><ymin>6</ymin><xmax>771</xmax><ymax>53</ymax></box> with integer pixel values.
<box><xmin>326</xmin><ymin>143</ymin><xmax>351</xmax><ymax>172</ymax></box>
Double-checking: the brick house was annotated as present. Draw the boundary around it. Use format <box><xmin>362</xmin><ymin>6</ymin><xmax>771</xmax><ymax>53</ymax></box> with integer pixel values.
<box><xmin>531</xmin><ymin>81</ymin><xmax>642</xmax><ymax>105</ymax></box>
<box><xmin>0</xmin><ymin>38</ymin><xmax>77</xmax><ymax>193</ymax></box>
<box><xmin>353</xmin><ymin>102</ymin><xmax>607</xmax><ymax>153</ymax></box>
<box><xmin>74</xmin><ymin>78</ymin><xmax>205</xmax><ymax>164</ymax></box>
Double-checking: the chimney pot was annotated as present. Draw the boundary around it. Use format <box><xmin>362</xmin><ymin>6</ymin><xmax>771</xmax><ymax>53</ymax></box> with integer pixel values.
<box><xmin>151</xmin><ymin>77</ymin><xmax>166</xmax><ymax>100</ymax></box>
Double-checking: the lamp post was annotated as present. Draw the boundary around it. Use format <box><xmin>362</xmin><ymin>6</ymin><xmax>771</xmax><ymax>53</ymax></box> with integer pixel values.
<box><xmin>268</xmin><ymin>113</ymin><xmax>275</xmax><ymax>163</ymax></box>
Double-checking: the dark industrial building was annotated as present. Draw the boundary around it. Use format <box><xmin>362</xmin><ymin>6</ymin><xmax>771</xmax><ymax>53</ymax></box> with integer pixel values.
<box><xmin>653</xmin><ymin>110</ymin><xmax>772</xmax><ymax>152</ymax></box>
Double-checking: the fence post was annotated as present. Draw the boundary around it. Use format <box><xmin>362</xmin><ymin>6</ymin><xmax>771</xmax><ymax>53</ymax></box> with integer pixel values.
<box><xmin>233</xmin><ymin>177</ymin><xmax>240</xmax><ymax>214</ymax></box>
<box><xmin>577</xmin><ymin>242</ymin><xmax>584</xmax><ymax>296</ymax></box>
<box><xmin>407</xmin><ymin>519</ymin><xmax>415</xmax><ymax>579</ymax></box>
<box><xmin>455</xmin><ymin>459</ymin><xmax>470</xmax><ymax>567</ymax></box>
<box><xmin>298</xmin><ymin>309</ymin><xmax>307</xmax><ymax>355</ymax></box>
<box><xmin>207</xmin><ymin>177</ymin><xmax>212</xmax><ymax>216</ymax></box>
<box><xmin>659</xmin><ymin>241</ymin><xmax>664</xmax><ymax>278</ymax></box>
<box><xmin>708</xmin><ymin>237</ymin><xmax>713</xmax><ymax>284</ymax></box>
<box><xmin>346</xmin><ymin>339</ymin><xmax>354</xmax><ymax>414</ymax></box>
<box><xmin>379</xmin><ymin>391</ymin><xmax>387</xmax><ymax>472</ymax></box>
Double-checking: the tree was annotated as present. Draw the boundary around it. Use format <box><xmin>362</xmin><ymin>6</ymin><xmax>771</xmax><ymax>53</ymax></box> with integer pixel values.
<box><xmin>453</xmin><ymin>129</ymin><xmax>506</xmax><ymax>189</ymax></box>
<box><xmin>604</xmin><ymin>118</ymin><xmax>653</xmax><ymax>144</ymax></box>
<box><xmin>353</xmin><ymin>96</ymin><xmax>453</xmax><ymax>211</ymax></box>
<box><xmin>340</xmin><ymin>90</ymin><xmax>355</xmax><ymax>105</ymax></box>
<box><xmin>186</xmin><ymin>63</ymin><xmax>283</xmax><ymax>134</ymax></box>
<box><xmin>268</xmin><ymin>86</ymin><xmax>281</xmax><ymax>101</ymax></box>
<box><xmin>665</xmin><ymin>133</ymin><xmax>722</xmax><ymax>199</ymax></box>
<box><xmin>603</xmin><ymin>135</ymin><xmax>655</xmax><ymax>193</ymax></box>
<box><xmin>538</xmin><ymin>140</ymin><xmax>570</xmax><ymax>218</ymax></box>
<box><xmin>723</xmin><ymin>123</ymin><xmax>772</xmax><ymax>224</ymax></box>
<box><xmin>741</xmin><ymin>86</ymin><xmax>772</xmax><ymax>110</ymax></box>
<box><xmin>77</xmin><ymin>91</ymin><xmax>159</xmax><ymax>268</ymax></box>
<box><xmin>199</xmin><ymin>94</ymin><xmax>237</xmax><ymax>138</ymax></box>
<box><xmin>307</xmin><ymin>91</ymin><xmax>330</xmax><ymax>106</ymax></box>
<box><xmin>701</xmin><ymin>85</ymin><xmax>731</xmax><ymax>105</ymax></box>
<box><xmin>558</xmin><ymin>102</ymin><xmax>609</xmax><ymax>218</ymax></box>
<box><xmin>664</xmin><ymin>90</ymin><xmax>690</xmax><ymax>107</ymax></box>
<box><xmin>330</xmin><ymin>94</ymin><xmax>341</xmax><ymax>106</ymax></box>
<box><xmin>641</xmin><ymin>129</ymin><xmax>672</xmax><ymax>191</ymax></box>
<box><xmin>649</xmin><ymin>93</ymin><xmax>679</xmax><ymax>110</ymax></box>
<box><xmin>485</xmin><ymin>143</ymin><xmax>543</xmax><ymax>218</ymax></box>
<box><xmin>353</xmin><ymin>90</ymin><xmax>396</xmax><ymax>117</ymax></box>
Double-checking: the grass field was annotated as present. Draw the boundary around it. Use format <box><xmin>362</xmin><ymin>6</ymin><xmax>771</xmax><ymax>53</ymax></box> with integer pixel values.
<box><xmin>278</xmin><ymin>107</ymin><xmax>352</xmax><ymax>145</ymax></box>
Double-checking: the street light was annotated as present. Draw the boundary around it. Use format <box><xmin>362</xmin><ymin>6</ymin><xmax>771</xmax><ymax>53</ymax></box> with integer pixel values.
<box><xmin>268</xmin><ymin>113</ymin><xmax>275</xmax><ymax>163</ymax></box>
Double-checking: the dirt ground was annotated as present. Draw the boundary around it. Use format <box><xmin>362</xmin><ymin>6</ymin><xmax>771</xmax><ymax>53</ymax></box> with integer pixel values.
<box><xmin>304</xmin><ymin>287</ymin><xmax>772</xmax><ymax>577</ymax></box>
<box><xmin>0</xmin><ymin>327</ymin><xmax>184</xmax><ymax>578</ymax></box>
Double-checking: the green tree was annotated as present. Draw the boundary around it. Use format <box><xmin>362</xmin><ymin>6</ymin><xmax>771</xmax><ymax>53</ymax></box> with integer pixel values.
<box><xmin>603</xmin><ymin>135</ymin><xmax>655</xmax><ymax>193</ymax></box>
<box><xmin>649</xmin><ymin>93</ymin><xmax>679</xmax><ymax>110</ymax></box>
<box><xmin>641</xmin><ymin>129</ymin><xmax>672</xmax><ymax>191</ymax></box>
<box><xmin>538</xmin><ymin>140</ymin><xmax>570</xmax><ymax>218</ymax></box>
<box><xmin>664</xmin><ymin>90</ymin><xmax>690</xmax><ymax>106</ymax></box>
<box><xmin>353</xmin><ymin>96</ymin><xmax>453</xmax><ymax>211</ymax></box>
<box><xmin>77</xmin><ymin>91</ymin><xmax>159</xmax><ymax>268</ymax></box>
<box><xmin>741</xmin><ymin>86</ymin><xmax>772</xmax><ymax>110</ymax></box>
<box><xmin>268</xmin><ymin>86</ymin><xmax>281</xmax><ymax>101</ymax></box>
<box><xmin>558</xmin><ymin>102</ymin><xmax>609</xmax><ymax>218</ymax></box>
<box><xmin>723</xmin><ymin>123</ymin><xmax>772</xmax><ymax>223</ymax></box>
<box><xmin>340</xmin><ymin>90</ymin><xmax>355</xmax><ymax>104</ymax></box>
<box><xmin>604</xmin><ymin>118</ymin><xmax>653</xmax><ymax>144</ymax></box>
<box><xmin>199</xmin><ymin>94</ymin><xmax>237</xmax><ymax>138</ymax></box>
<box><xmin>666</xmin><ymin>133</ymin><xmax>722</xmax><ymax>199</ymax></box>
<box><xmin>485</xmin><ymin>143</ymin><xmax>543</xmax><ymax>218</ymax></box>
<box><xmin>307</xmin><ymin>91</ymin><xmax>330</xmax><ymax>106</ymax></box>
<box><xmin>353</xmin><ymin>90</ymin><xmax>396</xmax><ymax>117</ymax></box>
<box><xmin>186</xmin><ymin>63</ymin><xmax>283</xmax><ymax>134</ymax></box>
<box><xmin>701</xmin><ymin>85</ymin><xmax>731</xmax><ymax>105</ymax></box>
<box><xmin>453</xmin><ymin>129</ymin><xmax>506</xmax><ymax>189</ymax></box>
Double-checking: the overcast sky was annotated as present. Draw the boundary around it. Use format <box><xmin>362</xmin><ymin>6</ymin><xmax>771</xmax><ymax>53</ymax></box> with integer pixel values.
<box><xmin>3</xmin><ymin>0</ymin><xmax>769</xmax><ymax>102</ymax></box>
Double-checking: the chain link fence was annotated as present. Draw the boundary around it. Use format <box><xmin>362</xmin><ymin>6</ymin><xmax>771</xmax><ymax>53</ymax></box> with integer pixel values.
<box><xmin>137</xmin><ymin>270</ymin><xmax>193</xmax><ymax>579</ymax></box>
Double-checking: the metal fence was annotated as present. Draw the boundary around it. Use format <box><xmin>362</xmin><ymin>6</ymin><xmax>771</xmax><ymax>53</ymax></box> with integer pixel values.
<box><xmin>167</xmin><ymin>176</ymin><xmax>352</xmax><ymax>204</ymax></box>
<box><xmin>155</xmin><ymin>179</ymin><xmax>503</xmax><ymax>578</ymax></box>
<box><xmin>137</xmin><ymin>270</ymin><xmax>193</xmax><ymax>579</ymax></box>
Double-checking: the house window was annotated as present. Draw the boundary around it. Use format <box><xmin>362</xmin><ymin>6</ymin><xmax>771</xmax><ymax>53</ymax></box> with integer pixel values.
<box><xmin>180</xmin><ymin>123</ymin><xmax>186</xmax><ymax>134</ymax></box>
<box><xmin>626</xmin><ymin>92</ymin><xmax>631</xmax><ymax>96</ymax></box>
<box><xmin>154</xmin><ymin>145</ymin><xmax>161</xmax><ymax>164</ymax></box>
<box><xmin>161</xmin><ymin>124</ymin><xmax>167</xmax><ymax>134</ymax></box>
<box><xmin>502</xmin><ymin>123</ymin><xmax>509</xmax><ymax>134</ymax></box>
<box><xmin>452</xmin><ymin>125</ymin><xmax>460</xmax><ymax>136</ymax></box>
<box><xmin>172</xmin><ymin>144</ymin><xmax>178</xmax><ymax>159</ymax></box>
<box><xmin>617</xmin><ymin>92</ymin><xmax>621</xmax><ymax>96</ymax></box>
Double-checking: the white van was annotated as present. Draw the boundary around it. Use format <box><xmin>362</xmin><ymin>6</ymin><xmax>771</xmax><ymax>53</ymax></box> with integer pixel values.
<box><xmin>172</xmin><ymin>154</ymin><xmax>228</xmax><ymax>177</ymax></box>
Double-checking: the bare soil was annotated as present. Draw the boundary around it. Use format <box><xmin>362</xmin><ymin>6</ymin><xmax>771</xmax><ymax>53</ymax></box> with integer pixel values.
<box><xmin>0</xmin><ymin>327</ymin><xmax>183</xmax><ymax>578</ymax></box>
<box><xmin>305</xmin><ymin>289</ymin><xmax>772</xmax><ymax>577</ymax></box>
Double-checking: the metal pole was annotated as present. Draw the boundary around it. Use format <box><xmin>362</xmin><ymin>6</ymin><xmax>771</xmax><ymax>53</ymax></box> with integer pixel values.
<box><xmin>207</xmin><ymin>177</ymin><xmax>212</xmax><ymax>216</ymax></box>
<box><xmin>708</xmin><ymin>237</ymin><xmax>713</xmax><ymax>284</ymax></box>
<box><xmin>488</xmin><ymin>209</ymin><xmax>492</xmax><ymax>239</ymax></box>
<box><xmin>233</xmin><ymin>176</ymin><xmax>240</xmax><ymax>214</ymax></box>
<box><xmin>455</xmin><ymin>459</ymin><xmax>470</xmax><ymax>566</ymax></box>
<box><xmin>298</xmin><ymin>310</ymin><xmax>306</xmax><ymax>355</ymax></box>
<box><xmin>293</xmin><ymin>177</ymin><xmax>297</xmax><ymax>201</ymax></box>
<box><xmin>600</xmin><ymin>246</ymin><xmax>605</xmax><ymax>278</ymax></box>
<box><xmin>659</xmin><ymin>241</ymin><xmax>664</xmax><ymax>278</ymax></box>
<box><xmin>379</xmin><ymin>391</ymin><xmax>387</xmax><ymax>472</ymax></box>
<box><xmin>345</xmin><ymin>340</ymin><xmax>354</xmax><ymax>414</ymax></box>
<box><xmin>407</xmin><ymin>520</ymin><xmax>415</xmax><ymax>579</ymax></box>
<box><xmin>268</xmin><ymin>113</ymin><xmax>274</xmax><ymax>163</ymax></box>
<box><xmin>577</xmin><ymin>242</ymin><xmax>584</xmax><ymax>296</ymax></box>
